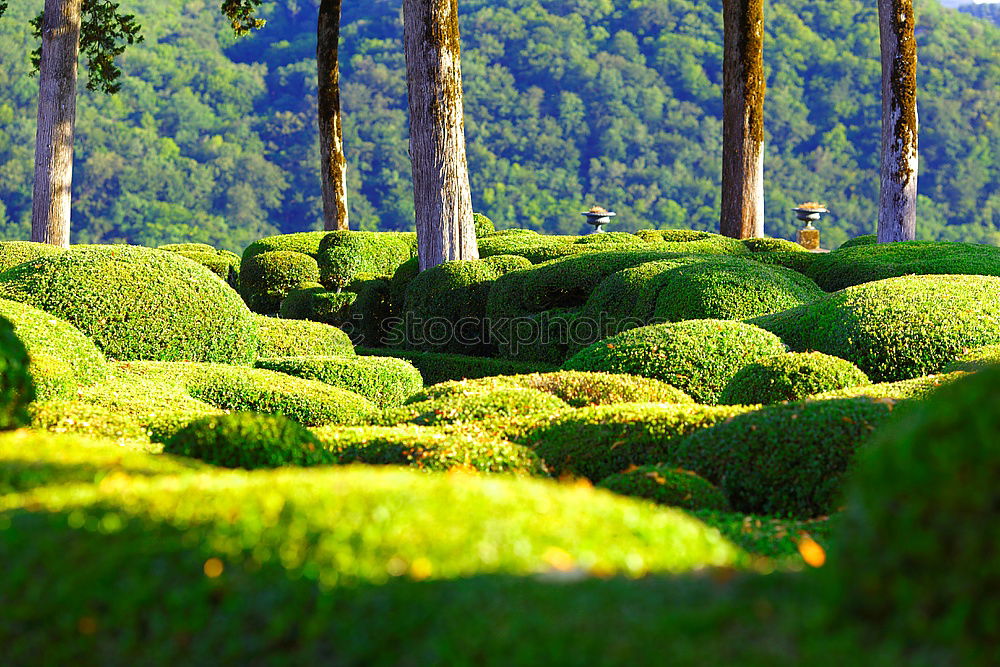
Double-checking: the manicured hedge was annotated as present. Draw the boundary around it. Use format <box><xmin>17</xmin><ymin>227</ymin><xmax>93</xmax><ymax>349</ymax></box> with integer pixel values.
<box><xmin>0</xmin><ymin>466</ymin><xmax>747</xmax><ymax>663</ymax></box>
<box><xmin>343</xmin><ymin>274</ymin><xmax>392</xmax><ymax>347</ymax></box>
<box><xmin>256</xmin><ymin>355</ymin><xmax>423</xmax><ymax>408</ymax></box>
<box><xmin>29</xmin><ymin>399</ymin><xmax>150</xmax><ymax>446</ymax></box>
<box><xmin>835</xmin><ymin>234</ymin><xmax>876</xmax><ymax>250</ymax></box>
<box><xmin>942</xmin><ymin>343</ymin><xmax>1000</xmax><ymax>372</ymax></box>
<box><xmin>719</xmin><ymin>352</ymin><xmax>870</xmax><ymax>405</ymax></box>
<box><xmin>0</xmin><ymin>430</ymin><xmax>208</xmax><ymax>495</ymax></box>
<box><xmin>278</xmin><ymin>283</ymin><xmax>356</xmax><ymax>325</ymax></box>
<box><xmin>402</xmin><ymin>255</ymin><xmax>531</xmax><ymax>354</ymax></box>
<box><xmin>477</xmin><ymin>231</ymin><xmax>566</xmax><ymax>262</ymax></box>
<box><xmin>0</xmin><ymin>245</ymin><xmax>260</xmax><ymax>366</ymax></box>
<box><xmin>744</xmin><ymin>250</ymin><xmax>821</xmax><ymax>275</ymax></box>
<box><xmin>242</xmin><ymin>231</ymin><xmax>328</xmax><ymax>262</ymax></box>
<box><xmin>674</xmin><ymin>398</ymin><xmax>895</xmax><ymax>518</ymax></box>
<box><xmin>598</xmin><ymin>466</ymin><xmax>730</xmax><ymax>511</ymax></box>
<box><xmin>377</xmin><ymin>387</ymin><xmax>569</xmax><ymax>432</ymax></box>
<box><xmin>313</xmin><ymin>424</ymin><xmax>545</xmax><ymax>475</ymax></box>
<box><xmin>254</xmin><ymin>315</ymin><xmax>355</xmax><ymax>358</ymax></box>
<box><xmin>563</xmin><ymin>320</ymin><xmax>786</xmax><ymax>404</ymax></box>
<box><xmin>0</xmin><ymin>240</ymin><xmax>64</xmax><ymax>273</ymax></box>
<box><xmin>805</xmin><ymin>240</ymin><xmax>1000</xmax><ymax>291</ymax></box>
<box><xmin>473</xmin><ymin>212</ymin><xmax>496</xmax><ymax>237</ymax></box>
<box><xmin>807</xmin><ymin>372</ymin><xmax>967</xmax><ymax>400</ymax></box>
<box><xmin>158</xmin><ymin>243</ymin><xmax>217</xmax><ymax>253</ymax></box>
<box><xmin>521</xmin><ymin>403</ymin><xmax>750</xmax><ymax>482</ymax></box>
<box><xmin>239</xmin><ymin>250</ymin><xmax>320</xmax><ymax>314</ymax></box>
<box><xmin>750</xmin><ymin>274</ymin><xmax>1000</xmax><ymax>381</ymax></box>
<box><xmin>355</xmin><ymin>347</ymin><xmax>557</xmax><ymax>385</ymax></box>
<box><xmin>317</xmin><ymin>231</ymin><xmax>416</xmax><ymax>289</ymax></box>
<box><xmin>172</xmin><ymin>249</ymin><xmax>241</xmax><ymax>288</ymax></box>
<box><xmin>164</xmin><ymin>413</ymin><xmax>334</xmax><ymax>469</ymax></box>
<box><xmin>408</xmin><ymin>371</ymin><xmax>692</xmax><ymax>408</ymax></box>
<box><xmin>829</xmin><ymin>367</ymin><xmax>1000</xmax><ymax>659</ymax></box>
<box><xmin>740</xmin><ymin>238</ymin><xmax>808</xmax><ymax>253</ymax></box>
<box><xmin>0</xmin><ymin>298</ymin><xmax>108</xmax><ymax>399</ymax></box>
<box><xmin>634</xmin><ymin>229</ymin><xmax>715</xmax><ymax>243</ymax></box>
<box><xmin>0</xmin><ymin>314</ymin><xmax>34</xmax><ymax>430</ymax></box>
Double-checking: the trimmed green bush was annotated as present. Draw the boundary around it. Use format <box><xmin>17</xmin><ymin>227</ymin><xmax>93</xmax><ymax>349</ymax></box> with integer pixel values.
<box><xmin>741</xmin><ymin>238</ymin><xmax>808</xmax><ymax>253</ymax></box>
<box><xmin>313</xmin><ymin>424</ymin><xmax>545</xmax><ymax>475</ymax></box>
<box><xmin>835</xmin><ymin>234</ymin><xmax>876</xmax><ymax>251</ymax></box>
<box><xmin>344</xmin><ymin>274</ymin><xmax>392</xmax><ymax>347</ymax></box>
<box><xmin>377</xmin><ymin>388</ymin><xmax>569</xmax><ymax>434</ymax></box>
<box><xmin>402</xmin><ymin>255</ymin><xmax>531</xmax><ymax>354</ymax></box>
<box><xmin>572</xmin><ymin>232</ymin><xmax>647</xmax><ymax>248</ymax></box>
<box><xmin>256</xmin><ymin>355</ymin><xmax>423</xmax><ymax>408</ymax></box>
<box><xmin>173</xmin><ymin>250</ymin><xmax>240</xmax><ymax>288</ymax></box>
<box><xmin>477</xmin><ymin>231</ymin><xmax>566</xmax><ymax>262</ymax></box>
<box><xmin>317</xmin><ymin>231</ymin><xmax>416</xmax><ymax>289</ymax></box>
<box><xmin>388</xmin><ymin>257</ymin><xmax>420</xmax><ymax>317</ymax></box>
<box><xmin>164</xmin><ymin>412</ymin><xmax>333</xmax><ymax>469</ymax></box>
<box><xmin>473</xmin><ymin>212</ymin><xmax>496</xmax><ymax>237</ymax></box>
<box><xmin>0</xmin><ymin>241</ymin><xmax>64</xmax><ymax>273</ymax></box>
<box><xmin>942</xmin><ymin>343</ymin><xmax>1000</xmax><ymax>372</ymax></box>
<box><xmin>751</xmin><ymin>274</ymin><xmax>1000</xmax><ymax>381</ymax></box>
<box><xmin>0</xmin><ymin>314</ymin><xmax>34</xmax><ymax>429</ymax></box>
<box><xmin>598</xmin><ymin>466</ymin><xmax>730</xmax><ymax>511</ymax></box>
<box><xmin>522</xmin><ymin>403</ymin><xmax>750</xmax><ymax>482</ymax></box>
<box><xmin>29</xmin><ymin>400</ymin><xmax>150</xmax><ymax>446</ymax></box>
<box><xmin>408</xmin><ymin>371</ymin><xmax>692</xmax><ymax>408</ymax></box>
<box><xmin>158</xmin><ymin>243</ymin><xmax>217</xmax><ymax>253</ymax></box>
<box><xmin>745</xmin><ymin>250</ymin><xmax>821</xmax><ymax>275</ymax></box>
<box><xmin>805</xmin><ymin>240</ymin><xmax>1000</xmax><ymax>291</ymax></box>
<box><xmin>720</xmin><ymin>352</ymin><xmax>870</xmax><ymax>405</ymax></box>
<box><xmin>355</xmin><ymin>347</ymin><xmax>557</xmax><ymax>385</ymax></box>
<box><xmin>634</xmin><ymin>229</ymin><xmax>715</xmax><ymax>243</ymax></box>
<box><xmin>829</xmin><ymin>367</ymin><xmax>1000</xmax><ymax>658</ymax></box>
<box><xmin>808</xmin><ymin>372</ymin><xmax>967</xmax><ymax>400</ymax></box>
<box><xmin>0</xmin><ymin>245</ymin><xmax>259</xmax><ymax>366</ymax></box>
<box><xmin>278</xmin><ymin>283</ymin><xmax>356</xmax><ymax>325</ymax></box>
<box><xmin>254</xmin><ymin>315</ymin><xmax>355</xmax><ymax>358</ymax></box>
<box><xmin>674</xmin><ymin>398</ymin><xmax>895</xmax><ymax>518</ymax></box>
<box><xmin>0</xmin><ymin>430</ymin><xmax>207</xmax><ymax>494</ymax></box>
<box><xmin>693</xmin><ymin>511</ymin><xmax>833</xmax><ymax>563</ymax></box>
<box><xmin>239</xmin><ymin>250</ymin><xmax>320</xmax><ymax>314</ymax></box>
<box><xmin>242</xmin><ymin>231</ymin><xmax>327</xmax><ymax>262</ymax></box>
<box><xmin>563</xmin><ymin>320</ymin><xmax>786</xmax><ymax>404</ymax></box>
<box><xmin>0</xmin><ymin>298</ymin><xmax>108</xmax><ymax>399</ymax></box>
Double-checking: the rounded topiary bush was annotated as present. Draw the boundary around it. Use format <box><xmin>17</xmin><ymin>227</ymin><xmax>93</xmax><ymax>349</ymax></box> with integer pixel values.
<box><xmin>835</xmin><ymin>234</ymin><xmax>876</xmax><ymax>251</ymax></box>
<box><xmin>254</xmin><ymin>315</ymin><xmax>355</xmax><ymax>358</ymax></box>
<box><xmin>674</xmin><ymin>398</ymin><xmax>895</xmax><ymax>518</ymax></box>
<box><xmin>158</xmin><ymin>243</ymin><xmax>217</xmax><ymax>254</ymax></box>
<box><xmin>407</xmin><ymin>371</ymin><xmax>692</xmax><ymax>408</ymax></box>
<box><xmin>256</xmin><ymin>356</ymin><xmax>423</xmax><ymax>408</ymax></box>
<box><xmin>522</xmin><ymin>403</ymin><xmax>750</xmax><ymax>482</ymax></box>
<box><xmin>0</xmin><ymin>241</ymin><xmax>64</xmax><ymax>273</ymax></box>
<box><xmin>172</xmin><ymin>250</ymin><xmax>240</xmax><ymax>288</ymax></box>
<box><xmin>473</xmin><ymin>212</ymin><xmax>496</xmax><ymax>237</ymax></box>
<box><xmin>751</xmin><ymin>274</ymin><xmax>1000</xmax><ymax>382</ymax></box>
<box><xmin>378</xmin><ymin>387</ymin><xmax>569</xmax><ymax>431</ymax></box>
<box><xmin>313</xmin><ymin>425</ymin><xmax>545</xmax><ymax>475</ymax></box>
<box><xmin>0</xmin><ymin>298</ymin><xmax>108</xmax><ymax>399</ymax></box>
<box><xmin>164</xmin><ymin>412</ymin><xmax>334</xmax><ymax>469</ymax></box>
<box><xmin>828</xmin><ymin>368</ymin><xmax>1000</xmax><ymax>659</ymax></box>
<box><xmin>563</xmin><ymin>320</ymin><xmax>786</xmax><ymax>404</ymax></box>
<box><xmin>0</xmin><ymin>245</ymin><xmax>259</xmax><ymax>366</ymax></box>
<box><xmin>740</xmin><ymin>238</ymin><xmax>808</xmax><ymax>253</ymax></box>
<box><xmin>719</xmin><ymin>352</ymin><xmax>870</xmax><ymax>405</ymax></box>
<box><xmin>242</xmin><ymin>231</ymin><xmax>328</xmax><ymax>262</ymax></box>
<box><xmin>634</xmin><ymin>229</ymin><xmax>716</xmax><ymax>243</ymax></box>
<box><xmin>942</xmin><ymin>343</ymin><xmax>1000</xmax><ymax>373</ymax></box>
<box><xmin>239</xmin><ymin>250</ymin><xmax>320</xmax><ymax>314</ymax></box>
<box><xmin>30</xmin><ymin>400</ymin><xmax>151</xmax><ymax>445</ymax></box>
<box><xmin>317</xmin><ymin>231</ymin><xmax>416</xmax><ymax>289</ymax></box>
<box><xmin>0</xmin><ymin>314</ymin><xmax>34</xmax><ymax>429</ymax></box>
<box><xmin>278</xmin><ymin>283</ymin><xmax>356</xmax><ymax>325</ymax></box>
<box><xmin>598</xmin><ymin>466</ymin><xmax>730</xmax><ymax>511</ymax></box>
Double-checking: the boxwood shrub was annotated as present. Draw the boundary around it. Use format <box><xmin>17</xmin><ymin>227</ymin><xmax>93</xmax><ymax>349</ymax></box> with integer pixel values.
<box><xmin>598</xmin><ymin>466</ymin><xmax>730</xmax><ymax>511</ymax></box>
<box><xmin>473</xmin><ymin>213</ymin><xmax>496</xmax><ymax>237</ymax></box>
<box><xmin>719</xmin><ymin>352</ymin><xmax>870</xmax><ymax>405</ymax></box>
<box><xmin>407</xmin><ymin>371</ymin><xmax>692</xmax><ymax>408</ymax></box>
<box><xmin>835</xmin><ymin>234</ymin><xmax>876</xmax><ymax>251</ymax></box>
<box><xmin>807</xmin><ymin>371</ymin><xmax>967</xmax><ymax>400</ymax></box>
<box><xmin>634</xmin><ymin>229</ymin><xmax>716</xmax><ymax>243</ymax></box>
<box><xmin>0</xmin><ymin>298</ymin><xmax>108</xmax><ymax>399</ymax></box>
<box><xmin>317</xmin><ymin>231</ymin><xmax>416</xmax><ymax>288</ymax></box>
<box><xmin>0</xmin><ymin>314</ymin><xmax>34</xmax><ymax>429</ymax></box>
<box><xmin>241</xmin><ymin>231</ymin><xmax>327</xmax><ymax>262</ymax></box>
<box><xmin>0</xmin><ymin>240</ymin><xmax>64</xmax><ymax>273</ymax></box>
<box><xmin>741</xmin><ymin>238</ymin><xmax>808</xmax><ymax>253</ymax></box>
<box><xmin>355</xmin><ymin>347</ymin><xmax>557</xmax><ymax>385</ymax></box>
<box><xmin>313</xmin><ymin>424</ymin><xmax>545</xmax><ymax>475</ymax></box>
<box><xmin>254</xmin><ymin>315</ymin><xmax>355</xmax><ymax>358</ymax></box>
<box><xmin>278</xmin><ymin>283</ymin><xmax>356</xmax><ymax>325</ymax></box>
<box><xmin>521</xmin><ymin>403</ymin><xmax>750</xmax><ymax>482</ymax></box>
<box><xmin>744</xmin><ymin>250</ymin><xmax>821</xmax><ymax>275</ymax></box>
<box><xmin>158</xmin><ymin>243</ymin><xmax>217</xmax><ymax>253</ymax></box>
<box><xmin>256</xmin><ymin>355</ymin><xmax>423</xmax><ymax>408</ymax></box>
<box><xmin>828</xmin><ymin>367</ymin><xmax>1000</xmax><ymax>659</ymax></box>
<box><xmin>674</xmin><ymin>398</ymin><xmax>895</xmax><ymax>518</ymax></box>
<box><xmin>172</xmin><ymin>249</ymin><xmax>241</xmax><ymax>288</ymax></box>
<box><xmin>377</xmin><ymin>387</ymin><xmax>569</xmax><ymax>431</ymax></box>
<box><xmin>29</xmin><ymin>400</ymin><xmax>150</xmax><ymax>446</ymax></box>
<box><xmin>0</xmin><ymin>245</ymin><xmax>259</xmax><ymax>366</ymax></box>
<box><xmin>563</xmin><ymin>320</ymin><xmax>786</xmax><ymax>404</ymax></box>
<box><xmin>942</xmin><ymin>343</ymin><xmax>1000</xmax><ymax>372</ymax></box>
<box><xmin>164</xmin><ymin>412</ymin><xmax>334</xmax><ymax>469</ymax></box>
<box><xmin>750</xmin><ymin>274</ymin><xmax>1000</xmax><ymax>381</ymax></box>
<box><xmin>344</xmin><ymin>274</ymin><xmax>392</xmax><ymax>347</ymax></box>
<box><xmin>805</xmin><ymin>240</ymin><xmax>1000</xmax><ymax>291</ymax></box>
<box><xmin>239</xmin><ymin>250</ymin><xmax>320</xmax><ymax>314</ymax></box>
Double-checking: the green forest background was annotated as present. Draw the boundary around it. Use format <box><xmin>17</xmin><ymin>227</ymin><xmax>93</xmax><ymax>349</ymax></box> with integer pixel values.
<box><xmin>0</xmin><ymin>0</ymin><xmax>997</xmax><ymax>251</ymax></box>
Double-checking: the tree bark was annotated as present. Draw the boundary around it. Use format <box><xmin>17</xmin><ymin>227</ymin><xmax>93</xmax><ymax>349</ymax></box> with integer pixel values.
<box><xmin>720</xmin><ymin>0</ymin><xmax>765</xmax><ymax>240</ymax></box>
<box><xmin>317</xmin><ymin>0</ymin><xmax>349</xmax><ymax>231</ymax></box>
<box><xmin>402</xmin><ymin>0</ymin><xmax>478</xmax><ymax>271</ymax></box>
<box><xmin>877</xmin><ymin>0</ymin><xmax>918</xmax><ymax>243</ymax></box>
<box><xmin>31</xmin><ymin>0</ymin><xmax>82</xmax><ymax>248</ymax></box>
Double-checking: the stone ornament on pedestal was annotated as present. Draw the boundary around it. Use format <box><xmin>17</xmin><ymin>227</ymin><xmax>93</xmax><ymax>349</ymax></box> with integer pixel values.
<box><xmin>583</xmin><ymin>206</ymin><xmax>616</xmax><ymax>234</ymax></box>
<box><xmin>793</xmin><ymin>203</ymin><xmax>829</xmax><ymax>251</ymax></box>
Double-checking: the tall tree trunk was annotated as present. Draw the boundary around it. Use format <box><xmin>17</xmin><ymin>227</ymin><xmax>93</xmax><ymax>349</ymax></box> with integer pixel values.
<box><xmin>402</xmin><ymin>0</ymin><xmax>478</xmax><ymax>271</ymax></box>
<box><xmin>720</xmin><ymin>0</ymin><xmax>765</xmax><ymax>240</ymax></box>
<box><xmin>317</xmin><ymin>0</ymin><xmax>349</xmax><ymax>231</ymax></box>
<box><xmin>31</xmin><ymin>0</ymin><xmax>82</xmax><ymax>248</ymax></box>
<box><xmin>877</xmin><ymin>0</ymin><xmax>918</xmax><ymax>243</ymax></box>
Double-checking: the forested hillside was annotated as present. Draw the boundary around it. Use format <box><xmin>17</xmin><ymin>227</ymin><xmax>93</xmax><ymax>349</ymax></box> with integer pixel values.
<box><xmin>0</xmin><ymin>0</ymin><xmax>996</xmax><ymax>249</ymax></box>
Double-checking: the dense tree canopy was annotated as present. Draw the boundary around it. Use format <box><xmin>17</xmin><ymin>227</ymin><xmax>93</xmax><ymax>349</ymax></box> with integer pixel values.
<box><xmin>0</xmin><ymin>0</ymin><xmax>996</xmax><ymax>250</ymax></box>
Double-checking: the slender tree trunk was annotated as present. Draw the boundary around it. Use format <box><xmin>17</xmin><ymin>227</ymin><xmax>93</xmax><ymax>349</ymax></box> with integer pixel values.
<box><xmin>31</xmin><ymin>0</ymin><xmax>82</xmax><ymax>248</ymax></box>
<box><xmin>720</xmin><ymin>0</ymin><xmax>765</xmax><ymax>239</ymax></box>
<box><xmin>317</xmin><ymin>0</ymin><xmax>349</xmax><ymax>231</ymax></box>
<box><xmin>402</xmin><ymin>0</ymin><xmax>478</xmax><ymax>271</ymax></box>
<box><xmin>877</xmin><ymin>0</ymin><xmax>918</xmax><ymax>243</ymax></box>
